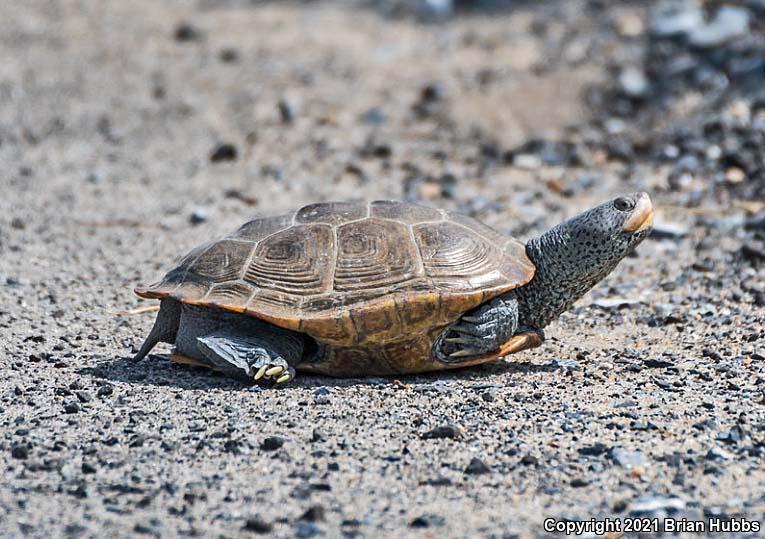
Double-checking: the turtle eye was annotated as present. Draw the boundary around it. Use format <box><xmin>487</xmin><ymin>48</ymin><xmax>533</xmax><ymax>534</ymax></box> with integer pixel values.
<box><xmin>614</xmin><ymin>197</ymin><xmax>635</xmax><ymax>212</ymax></box>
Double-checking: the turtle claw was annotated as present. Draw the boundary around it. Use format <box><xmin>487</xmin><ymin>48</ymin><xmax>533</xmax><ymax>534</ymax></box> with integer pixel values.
<box><xmin>254</xmin><ymin>365</ymin><xmax>268</xmax><ymax>380</ymax></box>
<box><xmin>265</xmin><ymin>366</ymin><xmax>284</xmax><ymax>377</ymax></box>
<box><xmin>461</xmin><ymin>316</ymin><xmax>481</xmax><ymax>323</ymax></box>
<box><xmin>276</xmin><ymin>368</ymin><xmax>295</xmax><ymax>384</ymax></box>
<box><xmin>449</xmin><ymin>348</ymin><xmax>481</xmax><ymax>358</ymax></box>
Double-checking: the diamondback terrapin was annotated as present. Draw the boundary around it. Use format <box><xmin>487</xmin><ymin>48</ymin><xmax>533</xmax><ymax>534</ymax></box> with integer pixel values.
<box><xmin>133</xmin><ymin>193</ymin><xmax>654</xmax><ymax>384</ymax></box>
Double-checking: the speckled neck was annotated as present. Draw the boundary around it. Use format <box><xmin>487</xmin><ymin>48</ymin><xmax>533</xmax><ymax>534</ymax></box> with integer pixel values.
<box><xmin>515</xmin><ymin>225</ymin><xmax>618</xmax><ymax>331</ymax></box>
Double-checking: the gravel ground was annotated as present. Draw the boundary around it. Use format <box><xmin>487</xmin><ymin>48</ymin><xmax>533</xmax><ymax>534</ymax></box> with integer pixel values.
<box><xmin>2</xmin><ymin>1</ymin><xmax>765</xmax><ymax>537</ymax></box>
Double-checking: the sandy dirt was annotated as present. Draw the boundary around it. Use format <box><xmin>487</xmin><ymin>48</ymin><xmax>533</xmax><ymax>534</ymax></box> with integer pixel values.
<box><xmin>2</xmin><ymin>1</ymin><xmax>764</xmax><ymax>537</ymax></box>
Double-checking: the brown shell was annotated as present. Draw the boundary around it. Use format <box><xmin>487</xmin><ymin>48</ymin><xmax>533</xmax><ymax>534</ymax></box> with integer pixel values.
<box><xmin>136</xmin><ymin>201</ymin><xmax>536</xmax><ymax>374</ymax></box>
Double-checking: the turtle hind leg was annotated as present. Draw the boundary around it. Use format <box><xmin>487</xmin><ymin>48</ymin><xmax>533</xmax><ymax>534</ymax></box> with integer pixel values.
<box><xmin>197</xmin><ymin>327</ymin><xmax>304</xmax><ymax>385</ymax></box>
<box><xmin>133</xmin><ymin>299</ymin><xmax>182</xmax><ymax>361</ymax></box>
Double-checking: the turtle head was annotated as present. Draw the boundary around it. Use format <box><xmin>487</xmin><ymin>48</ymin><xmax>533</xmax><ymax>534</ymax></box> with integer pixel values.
<box><xmin>563</xmin><ymin>191</ymin><xmax>654</xmax><ymax>269</ymax></box>
<box><xmin>517</xmin><ymin>192</ymin><xmax>653</xmax><ymax>329</ymax></box>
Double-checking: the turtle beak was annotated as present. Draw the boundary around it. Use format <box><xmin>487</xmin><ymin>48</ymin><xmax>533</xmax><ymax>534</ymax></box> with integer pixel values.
<box><xmin>622</xmin><ymin>192</ymin><xmax>654</xmax><ymax>233</ymax></box>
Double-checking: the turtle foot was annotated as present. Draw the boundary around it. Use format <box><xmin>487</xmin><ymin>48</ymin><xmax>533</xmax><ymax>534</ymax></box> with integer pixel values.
<box><xmin>197</xmin><ymin>333</ymin><xmax>297</xmax><ymax>385</ymax></box>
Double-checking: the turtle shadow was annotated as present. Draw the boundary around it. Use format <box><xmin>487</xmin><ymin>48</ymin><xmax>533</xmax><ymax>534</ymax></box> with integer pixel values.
<box><xmin>79</xmin><ymin>354</ymin><xmax>561</xmax><ymax>392</ymax></box>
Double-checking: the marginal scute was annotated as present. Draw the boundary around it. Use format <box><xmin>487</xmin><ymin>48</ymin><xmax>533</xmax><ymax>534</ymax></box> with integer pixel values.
<box><xmin>205</xmin><ymin>282</ymin><xmax>256</xmax><ymax>311</ymax></box>
<box><xmin>502</xmin><ymin>238</ymin><xmax>535</xmax><ymax>283</ymax></box>
<box><xmin>350</xmin><ymin>296</ymin><xmax>401</xmax><ymax>343</ymax></box>
<box><xmin>300</xmin><ymin>311</ymin><xmax>355</xmax><ymax>345</ymax></box>
<box><xmin>334</xmin><ymin>218</ymin><xmax>421</xmax><ymax>292</ymax></box>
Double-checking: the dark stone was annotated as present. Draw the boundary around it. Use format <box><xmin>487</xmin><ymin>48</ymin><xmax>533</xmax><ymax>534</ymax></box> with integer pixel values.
<box><xmin>301</xmin><ymin>505</ymin><xmax>326</xmax><ymax>522</ymax></box>
<box><xmin>81</xmin><ymin>462</ymin><xmax>97</xmax><ymax>474</ymax></box>
<box><xmin>11</xmin><ymin>444</ymin><xmax>29</xmax><ymax>460</ymax></box>
<box><xmin>742</xmin><ymin>243</ymin><xmax>765</xmax><ymax>263</ymax></box>
<box><xmin>243</xmin><ymin>517</ymin><xmax>272</xmax><ymax>533</ymax></box>
<box><xmin>278</xmin><ymin>99</ymin><xmax>296</xmax><ymax>124</ymax></box>
<box><xmin>421</xmin><ymin>424</ymin><xmax>463</xmax><ymax>440</ymax></box>
<box><xmin>570</xmin><ymin>477</ymin><xmax>591</xmax><ymax>487</ymax></box>
<box><xmin>210</xmin><ymin>143</ymin><xmax>238</xmax><ymax>163</ymax></box>
<box><xmin>64</xmin><ymin>402</ymin><xmax>80</xmax><ymax>414</ymax></box>
<box><xmin>261</xmin><ymin>436</ymin><xmax>285</xmax><ymax>451</ymax></box>
<box><xmin>174</xmin><ymin>22</ymin><xmax>202</xmax><ymax>42</ymax></box>
<box><xmin>219</xmin><ymin>48</ymin><xmax>239</xmax><ymax>63</ymax></box>
<box><xmin>420</xmin><ymin>82</ymin><xmax>445</xmax><ymax>102</ymax></box>
<box><xmin>464</xmin><ymin>457</ymin><xmax>491</xmax><ymax>475</ymax></box>
<box><xmin>409</xmin><ymin>514</ymin><xmax>445</xmax><ymax>528</ymax></box>
<box><xmin>578</xmin><ymin>443</ymin><xmax>609</xmax><ymax>456</ymax></box>
<box><xmin>313</xmin><ymin>387</ymin><xmax>330</xmax><ymax>405</ymax></box>
<box><xmin>520</xmin><ymin>454</ymin><xmax>538</xmax><ymax>466</ymax></box>
<box><xmin>96</xmin><ymin>384</ymin><xmax>113</xmax><ymax>397</ymax></box>
<box><xmin>643</xmin><ymin>359</ymin><xmax>674</xmax><ymax>368</ymax></box>
<box><xmin>420</xmin><ymin>476</ymin><xmax>452</xmax><ymax>486</ymax></box>
<box><xmin>745</xmin><ymin>211</ymin><xmax>765</xmax><ymax>230</ymax></box>
<box><xmin>189</xmin><ymin>208</ymin><xmax>208</xmax><ymax>225</ymax></box>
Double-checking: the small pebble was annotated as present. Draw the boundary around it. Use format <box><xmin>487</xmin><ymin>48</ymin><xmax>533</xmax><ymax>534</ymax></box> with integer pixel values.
<box><xmin>295</xmin><ymin>522</ymin><xmax>322</xmax><ymax>538</ymax></box>
<box><xmin>551</xmin><ymin>358</ymin><xmax>580</xmax><ymax>370</ymax></box>
<box><xmin>210</xmin><ymin>143</ymin><xmax>238</xmax><ymax>163</ymax></box>
<box><xmin>64</xmin><ymin>402</ymin><xmax>80</xmax><ymax>414</ymax></box>
<box><xmin>278</xmin><ymin>99</ymin><xmax>296</xmax><ymax>124</ymax></box>
<box><xmin>619</xmin><ymin>66</ymin><xmax>649</xmax><ymax>98</ymax></box>
<box><xmin>464</xmin><ymin>457</ymin><xmax>491</xmax><ymax>475</ymax></box>
<box><xmin>409</xmin><ymin>514</ymin><xmax>446</xmax><ymax>528</ymax></box>
<box><xmin>570</xmin><ymin>477</ymin><xmax>590</xmax><ymax>487</ymax></box>
<box><xmin>688</xmin><ymin>6</ymin><xmax>750</xmax><ymax>48</ymax></box>
<box><xmin>313</xmin><ymin>387</ymin><xmax>330</xmax><ymax>405</ymax></box>
<box><xmin>360</xmin><ymin>107</ymin><xmax>386</xmax><ymax>125</ymax></box>
<box><xmin>261</xmin><ymin>436</ymin><xmax>285</xmax><ymax>451</ymax></box>
<box><xmin>219</xmin><ymin>48</ymin><xmax>239</xmax><ymax>63</ymax></box>
<box><xmin>421</xmin><ymin>424</ymin><xmax>464</xmax><ymax>440</ymax></box>
<box><xmin>610</xmin><ymin>448</ymin><xmax>646</xmax><ymax>469</ymax></box>
<box><xmin>300</xmin><ymin>505</ymin><xmax>326</xmax><ymax>522</ymax></box>
<box><xmin>186</xmin><ymin>207</ymin><xmax>208</xmax><ymax>226</ymax></box>
<box><xmin>512</xmin><ymin>154</ymin><xmax>542</xmax><ymax>170</ymax></box>
<box><xmin>11</xmin><ymin>445</ymin><xmax>29</xmax><ymax>460</ymax></box>
<box><xmin>174</xmin><ymin>22</ymin><xmax>202</xmax><ymax>42</ymax></box>
<box><xmin>243</xmin><ymin>517</ymin><xmax>272</xmax><ymax>533</ymax></box>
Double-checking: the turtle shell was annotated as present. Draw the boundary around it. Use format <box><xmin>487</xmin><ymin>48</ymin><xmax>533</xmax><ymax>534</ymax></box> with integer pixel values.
<box><xmin>136</xmin><ymin>201</ymin><xmax>535</xmax><ymax>358</ymax></box>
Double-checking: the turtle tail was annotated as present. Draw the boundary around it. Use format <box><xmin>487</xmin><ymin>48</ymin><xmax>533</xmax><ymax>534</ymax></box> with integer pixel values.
<box><xmin>133</xmin><ymin>299</ymin><xmax>182</xmax><ymax>361</ymax></box>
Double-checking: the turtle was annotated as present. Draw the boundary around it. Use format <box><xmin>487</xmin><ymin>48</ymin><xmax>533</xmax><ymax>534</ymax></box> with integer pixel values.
<box><xmin>133</xmin><ymin>192</ymin><xmax>654</xmax><ymax>385</ymax></box>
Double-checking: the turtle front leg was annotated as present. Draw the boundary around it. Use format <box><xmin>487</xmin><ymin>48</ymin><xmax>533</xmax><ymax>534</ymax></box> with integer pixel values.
<box><xmin>441</xmin><ymin>294</ymin><xmax>519</xmax><ymax>359</ymax></box>
<box><xmin>197</xmin><ymin>330</ymin><xmax>303</xmax><ymax>385</ymax></box>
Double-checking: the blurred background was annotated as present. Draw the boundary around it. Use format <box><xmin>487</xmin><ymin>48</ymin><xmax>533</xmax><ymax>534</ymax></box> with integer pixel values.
<box><xmin>2</xmin><ymin>1</ymin><xmax>765</xmax><ymax>537</ymax></box>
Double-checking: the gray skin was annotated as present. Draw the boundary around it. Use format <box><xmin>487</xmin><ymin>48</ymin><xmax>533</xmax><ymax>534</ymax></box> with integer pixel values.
<box><xmin>134</xmin><ymin>193</ymin><xmax>653</xmax><ymax>385</ymax></box>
